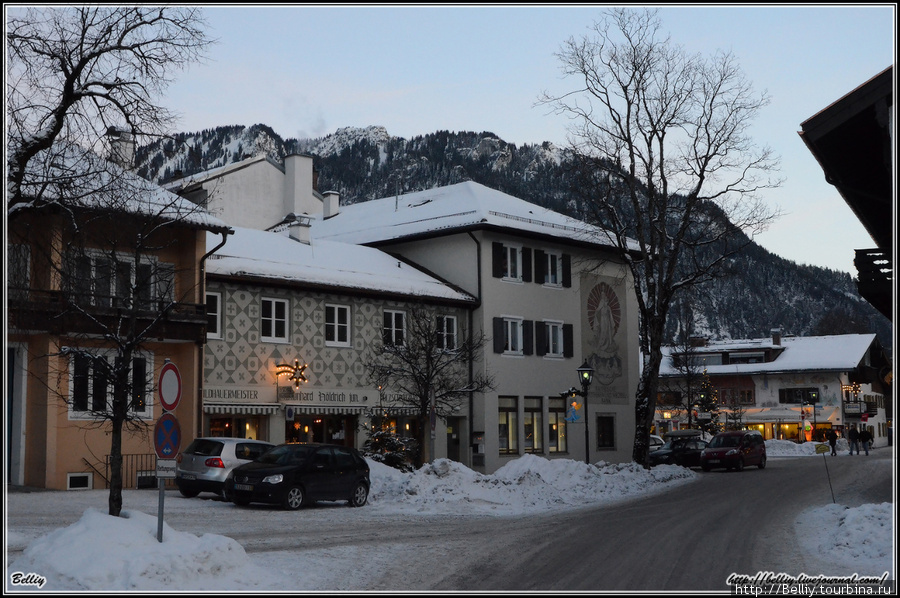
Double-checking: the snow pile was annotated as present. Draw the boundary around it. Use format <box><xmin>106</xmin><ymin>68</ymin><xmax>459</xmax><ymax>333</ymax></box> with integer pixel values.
<box><xmin>368</xmin><ymin>455</ymin><xmax>695</xmax><ymax>514</ymax></box>
<box><xmin>7</xmin><ymin>509</ymin><xmax>292</xmax><ymax>592</ymax></box>
<box><xmin>795</xmin><ymin>502</ymin><xmax>894</xmax><ymax>576</ymax></box>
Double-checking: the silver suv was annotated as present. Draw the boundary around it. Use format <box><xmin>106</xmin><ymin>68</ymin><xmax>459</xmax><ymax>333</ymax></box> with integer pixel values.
<box><xmin>175</xmin><ymin>437</ymin><xmax>274</xmax><ymax>498</ymax></box>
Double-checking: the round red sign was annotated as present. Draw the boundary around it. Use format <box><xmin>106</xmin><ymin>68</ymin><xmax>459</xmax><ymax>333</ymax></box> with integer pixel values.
<box><xmin>158</xmin><ymin>361</ymin><xmax>182</xmax><ymax>412</ymax></box>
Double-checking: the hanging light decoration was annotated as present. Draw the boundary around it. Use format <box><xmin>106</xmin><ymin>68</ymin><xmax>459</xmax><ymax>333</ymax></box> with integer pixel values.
<box><xmin>276</xmin><ymin>358</ymin><xmax>309</xmax><ymax>389</ymax></box>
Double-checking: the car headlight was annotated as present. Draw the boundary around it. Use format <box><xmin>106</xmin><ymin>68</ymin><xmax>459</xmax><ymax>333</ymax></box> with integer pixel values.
<box><xmin>262</xmin><ymin>474</ymin><xmax>283</xmax><ymax>484</ymax></box>
<box><xmin>726</xmin><ymin>449</ymin><xmax>739</xmax><ymax>456</ymax></box>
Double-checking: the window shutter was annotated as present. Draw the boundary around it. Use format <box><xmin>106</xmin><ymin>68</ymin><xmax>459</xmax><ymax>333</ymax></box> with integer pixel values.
<box><xmin>493</xmin><ymin>317</ymin><xmax>505</xmax><ymax>353</ymax></box>
<box><xmin>535</xmin><ymin>322</ymin><xmax>547</xmax><ymax>356</ymax></box>
<box><xmin>562</xmin><ymin>254</ymin><xmax>572</xmax><ymax>288</ymax></box>
<box><xmin>563</xmin><ymin>324</ymin><xmax>574</xmax><ymax>358</ymax></box>
<box><xmin>522</xmin><ymin>248</ymin><xmax>532</xmax><ymax>282</ymax></box>
<box><xmin>523</xmin><ymin>320</ymin><xmax>533</xmax><ymax>355</ymax></box>
<box><xmin>534</xmin><ymin>249</ymin><xmax>546</xmax><ymax>283</ymax></box>
<box><xmin>492</xmin><ymin>243</ymin><xmax>504</xmax><ymax>278</ymax></box>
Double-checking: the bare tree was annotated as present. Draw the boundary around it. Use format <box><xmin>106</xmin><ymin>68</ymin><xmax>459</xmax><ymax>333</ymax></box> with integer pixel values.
<box><xmin>540</xmin><ymin>8</ymin><xmax>782</xmax><ymax>467</ymax></box>
<box><xmin>8</xmin><ymin>143</ymin><xmax>228</xmax><ymax>517</ymax></box>
<box><xmin>6</xmin><ymin>6</ymin><xmax>216</xmax><ymax>516</ymax></box>
<box><xmin>6</xmin><ymin>5</ymin><xmax>212</xmax><ymax>211</ymax></box>
<box><xmin>366</xmin><ymin>306</ymin><xmax>494</xmax><ymax>467</ymax></box>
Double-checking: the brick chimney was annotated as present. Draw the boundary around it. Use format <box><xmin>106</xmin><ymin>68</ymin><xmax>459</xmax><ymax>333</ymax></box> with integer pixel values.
<box><xmin>771</xmin><ymin>327</ymin><xmax>782</xmax><ymax>346</ymax></box>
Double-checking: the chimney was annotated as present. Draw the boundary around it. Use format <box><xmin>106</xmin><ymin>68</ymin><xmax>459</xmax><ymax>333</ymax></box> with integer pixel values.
<box><xmin>287</xmin><ymin>213</ymin><xmax>312</xmax><ymax>244</ymax></box>
<box><xmin>771</xmin><ymin>327</ymin><xmax>782</xmax><ymax>346</ymax></box>
<box><xmin>323</xmin><ymin>191</ymin><xmax>340</xmax><ymax>219</ymax></box>
<box><xmin>106</xmin><ymin>127</ymin><xmax>135</xmax><ymax>169</ymax></box>
<box><xmin>283</xmin><ymin>154</ymin><xmax>315</xmax><ymax>217</ymax></box>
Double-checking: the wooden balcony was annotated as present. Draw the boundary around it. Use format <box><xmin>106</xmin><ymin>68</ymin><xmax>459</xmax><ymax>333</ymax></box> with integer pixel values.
<box><xmin>7</xmin><ymin>288</ymin><xmax>208</xmax><ymax>343</ymax></box>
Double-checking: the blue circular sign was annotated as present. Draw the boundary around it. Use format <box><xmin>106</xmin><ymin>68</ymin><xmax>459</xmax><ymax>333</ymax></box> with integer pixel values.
<box><xmin>154</xmin><ymin>413</ymin><xmax>181</xmax><ymax>459</ymax></box>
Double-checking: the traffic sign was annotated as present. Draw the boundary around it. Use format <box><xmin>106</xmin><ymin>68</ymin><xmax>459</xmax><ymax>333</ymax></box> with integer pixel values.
<box><xmin>158</xmin><ymin>361</ymin><xmax>182</xmax><ymax>412</ymax></box>
<box><xmin>154</xmin><ymin>413</ymin><xmax>181</xmax><ymax>459</ymax></box>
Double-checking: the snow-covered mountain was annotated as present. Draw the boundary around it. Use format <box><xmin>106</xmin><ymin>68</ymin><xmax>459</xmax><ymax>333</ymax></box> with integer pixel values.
<box><xmin>133</xmin><ymin>124</ymin><xmax>892</xmax><ymax>347</ymax></box>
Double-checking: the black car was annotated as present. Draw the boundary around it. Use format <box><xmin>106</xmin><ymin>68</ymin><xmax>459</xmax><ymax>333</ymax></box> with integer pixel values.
<box><xmin>224</xmin><ymin>443</ymin><xmax>370</xmax><ymax>510</ymax></box>
<box><xmin>648</xmin><ymin>430</ymin><xmax>708</xmax><ymax>468</ymax></box>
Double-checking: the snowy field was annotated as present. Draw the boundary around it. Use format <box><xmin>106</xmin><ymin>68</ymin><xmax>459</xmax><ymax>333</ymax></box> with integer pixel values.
<box><xmin>5</xmin><ymin>439</ymin><xmax>894</xmax><ymax>592</ymax></box>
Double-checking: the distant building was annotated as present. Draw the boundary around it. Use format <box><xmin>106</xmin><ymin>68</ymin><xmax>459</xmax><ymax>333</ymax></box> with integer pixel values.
<box><xmin>657</xmin><ymin>330</ymin><xmax>891</xmax><ymax>446</ymax></box>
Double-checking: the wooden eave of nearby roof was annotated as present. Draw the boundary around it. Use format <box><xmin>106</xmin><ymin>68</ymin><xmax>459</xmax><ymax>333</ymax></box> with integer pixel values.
<box><xmin>798</xmin><ymin>66</ymin><xmax>893</xmax><ymax>250</ymax></box>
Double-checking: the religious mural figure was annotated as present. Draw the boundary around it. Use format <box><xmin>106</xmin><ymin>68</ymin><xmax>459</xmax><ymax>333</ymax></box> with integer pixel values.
<box><xmin>585</xmin><ymin>282</ymin><xmax>623</xmax><ymax>386</ymax></box>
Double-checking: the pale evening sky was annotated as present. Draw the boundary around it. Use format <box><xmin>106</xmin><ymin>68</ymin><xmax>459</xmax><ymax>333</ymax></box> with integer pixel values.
<box><xmin>163</xmin><ymin>4</ymin><xmax>896</xmax><ymax>275</ymax></box>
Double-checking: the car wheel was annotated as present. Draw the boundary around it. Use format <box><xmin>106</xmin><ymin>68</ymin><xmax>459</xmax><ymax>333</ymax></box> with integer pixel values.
<box><xmin>758</xmin><ymin>455</ymin><xmax>767</xmax><ymax>469</ymax></box>
<box><xmin>349</xmin><ymin>482</ymin><xmax>368</xmax><ymax>507</ymax></box>
<box><xmin>735</xmin><ymin>458</ymin><xmax>744</xmax><ymax>472</ymax></box>
<box><xmin>283</xmin><ymin>485</ymin><xmax>305</xmax><ymax>510</ymax></box>
<box><xmin>178</xmin><ymin>488</ymin><xmax>200</xmax><ymax>498</ymax></box>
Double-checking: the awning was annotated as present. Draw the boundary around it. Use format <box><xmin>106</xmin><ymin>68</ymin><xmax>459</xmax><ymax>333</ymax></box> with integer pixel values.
<box><xmin>285</xmin><ymin>405</ymin><xmax>366</xmax><ymax>415</ymax></box>
<box><xmin>204</xmin><ymin>403</ymin><xmax>282</xmax><ymax>415</ymax></box>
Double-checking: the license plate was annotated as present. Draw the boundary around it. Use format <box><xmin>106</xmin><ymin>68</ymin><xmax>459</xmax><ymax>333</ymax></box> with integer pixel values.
<box><xmin>180</xmin><ymin>473</ymin><xmax>196</xmax><ymax>480</ymax></box>
<box><xmin>708</xmin><ymin>459</ymin><xmax>720</xmax><ymax>464</ymax></box>
<box><xmin>235</xmin><ymin>483</ymin><xmax>253</xmax><ymax>491</ymax></box>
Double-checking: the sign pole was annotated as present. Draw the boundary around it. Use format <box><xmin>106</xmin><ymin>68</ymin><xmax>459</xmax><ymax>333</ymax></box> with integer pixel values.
<box><xmin>155</xmin><ymin>360</ymin><xmax>182</xmax><ymax>543</ymax></box>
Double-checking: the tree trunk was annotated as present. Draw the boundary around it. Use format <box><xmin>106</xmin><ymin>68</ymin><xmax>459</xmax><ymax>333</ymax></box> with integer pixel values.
<box><xmin>633</xmin><ymin>319</ymin><xmax>666</xmax><ymax>469</ymax></box>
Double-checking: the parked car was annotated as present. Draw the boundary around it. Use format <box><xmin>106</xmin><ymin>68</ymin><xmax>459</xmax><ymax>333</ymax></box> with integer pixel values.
<box><xmin>224</xmin><ymin>443</ymin><xmax>371</xmax><ymax>510</ymax></box>
<box><xmin>175</xmin><ymin>437</ymin><xmax>274</xmax><ymax>498</ymax></box>
<box><xmin>648</xmin><ymin>430</ymin><xmax>708</xmax><ymax>468</ymax></box>
<box><xmin>649</xmin><ymin>435</ymin><xmax>665</xmax><ymax>452</ymax></box>
<box><xmin>700</xmin><ymin>430</ymin><xmax>767</xmax><ymax>471</ymax></box>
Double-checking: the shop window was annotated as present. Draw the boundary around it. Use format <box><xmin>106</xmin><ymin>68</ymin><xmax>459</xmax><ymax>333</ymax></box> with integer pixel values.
<box><xmin>524</xmin><ymin>397</ymin><xmax>543</xmax><ymax>453</ymax></box>
<box><xmin>498</xmin><ymin>396</ymin><xmax>518</xmax><ymax>455</ymax></box>
<box><xmin>548</xmin><ymin>397</ymin><xmax>567</xmax><ymax>453</ymax></box>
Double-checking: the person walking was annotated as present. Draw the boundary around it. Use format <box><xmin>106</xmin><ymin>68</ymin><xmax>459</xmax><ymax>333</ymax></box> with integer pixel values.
<box><xmin>827</xmin><ymin>429</ymin><xmax>838</xmax><ymax>456</ymax></box>
<box><xmin>859</xmin><ymin>427</ymin><xmax>872</xmax><ymax>455</ymax></box>
<box><xmin>848</xmin><ymin>424</ymin><xmax>860</xmax><ymax>455</ymax></box>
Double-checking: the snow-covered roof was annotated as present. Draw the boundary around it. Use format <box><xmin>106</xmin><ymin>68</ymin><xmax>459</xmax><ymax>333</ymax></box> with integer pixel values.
<box><xmin>13</xmin><ymin>141</ymin><xmax>230</xmax><ymax>233</ymax></box>
<box><xmin>206</xmin><ymin>226</ymin><xmax>476</xmax><ymax>303</ymax></box>
<box><xmin>312</xmin><ymin>181</ymin><xmax>634</xmax><ymax>251</ymax></box>
<box><xmin>659</xmin><ymin>333</ymin><xmax>878</xmax><ymax>376</ymax></box>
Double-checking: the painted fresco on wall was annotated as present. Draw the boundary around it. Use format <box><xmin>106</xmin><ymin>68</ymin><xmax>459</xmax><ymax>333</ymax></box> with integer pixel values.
<box><xmin>583</xmin><ymin>278</ymin><xmax>626</xmax><ymax>399</ymax></box>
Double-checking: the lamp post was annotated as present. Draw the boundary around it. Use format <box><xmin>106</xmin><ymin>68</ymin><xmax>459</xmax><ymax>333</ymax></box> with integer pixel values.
<box><xmin>577</xmin><ymin>361</ymin><xmax>594</xmax><ymax>465</ymax></box>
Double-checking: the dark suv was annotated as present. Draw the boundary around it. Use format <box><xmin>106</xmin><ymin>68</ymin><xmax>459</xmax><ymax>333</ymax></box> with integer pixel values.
<box><xmin>225</xmin><ymin>443</ymin><xmax>370</xmax><ymax>510</ymax></box>
<box><xmin>700</xmin><ymin>430</ymin><xmax>766</xmax><ymax>471</ymax></box>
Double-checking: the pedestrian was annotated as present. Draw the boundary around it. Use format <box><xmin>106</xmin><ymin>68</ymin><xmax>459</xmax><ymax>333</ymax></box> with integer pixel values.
<box><xmin>827</xmin><ymin>429</ymin><xmax>838</xmax><ymax>456</ymax></box>
<box><xmin>859</xmin><ymin>427</ymin><xmax>872</xmax><ymax>455</ymax></box>
<box><xmin>848</xmin><ymin>424</ymin><xmax>860</xmax><ymax>455</ymax></box>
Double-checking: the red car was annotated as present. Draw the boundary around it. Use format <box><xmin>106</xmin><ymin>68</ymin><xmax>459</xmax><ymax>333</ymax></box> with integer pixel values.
<box><xmin>700</xmin><ymin>430</ymin><xmax>766</xmax><ymax>471</ymax></box>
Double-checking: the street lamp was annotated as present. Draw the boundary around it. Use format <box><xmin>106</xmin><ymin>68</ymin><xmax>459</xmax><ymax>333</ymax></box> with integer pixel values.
<box><xmin>576</xmin><ymin>361</ymin><xmax>594</xmax><ymax>464</ymax></box>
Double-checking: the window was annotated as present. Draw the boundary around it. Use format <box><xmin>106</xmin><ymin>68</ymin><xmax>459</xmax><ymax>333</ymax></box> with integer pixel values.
<box><xmin>492</xmin><ymin>242</ymin><xmax>531</xmax><ymax>282</ymax></box>
<box><xmin>261</xmin><ymin>297</ymin><xmax>289</xmax><ymax>343</ymax></box>
<box><xmin>536</xmin><ymin>320</ymin><xmax>574</xmax><ymax>358</ymax></box>
<box><xmin>206</xmin><ymin>292</ymin><xmax>222</xmax><ymax>339</ymax></box>
<box><xmin>8</xmin><ymin>244</ymin><xmax>30</xmax><ymax>301</ymax></box>
<box><xmin>383</xmin><ymin>310</ymin><xmax>406</xmax><ymax>346</ymax></box>
<box><xmin>548</xmin><ymin>398</ymin><xmax>567</xmax><ymax>453</ymax></box>
<box><xmin>70</xmin><ymin>352</ymin><xmax>151</xmax><ymax>418</ymax></box>
<box><xmin>493</xmin><ymin>317</ymin><xmax>534</xmax><ymax>355</ymax></box>
<box><xmin>498</xmin><ymin>396</ymin><xmax>518</xmax><ymax>455</ymax></box>
<box><xmin>729</xmin><ymin>352</ymin><xmax>765</xmax><ymax>365</ymax></box>
<box><xmin>437</xmin><ymin>315</ymin><xmax>457</xmax><ymax>351</ymax></box>
<box><xmin>534</xmin><ymin>249</ymin><xmax>571</xmax><ymax>287</ymax></box>
<box><xmin>721</xmin><ymin>388</ymin><xmax>755</xmax><ymax>405</ymax></box>
<box><xmin>325</xmin><ymin>304</ymin><xmax>350</xmax><ymax>346</ymax></box>
<box><xmin>596</xmin><ymin>415</ymin><xmax>616</xmax><ymax>450</ymax></box>
<box><xmin>63</xmin><ymin>251</ymin><xmax>173</xmax><ymax>309</ymax></box>
<box><xmin>779</xmin><ymin>388</ymin><xmax>820</xmax><ymax>404</ymax></box>
<box><xmin>524</xmin><ymin>397</ymin><xmax>543</xmax><ymax>453</ymax></box>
